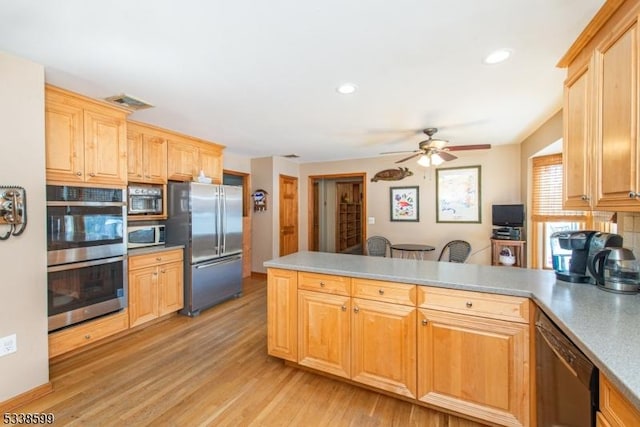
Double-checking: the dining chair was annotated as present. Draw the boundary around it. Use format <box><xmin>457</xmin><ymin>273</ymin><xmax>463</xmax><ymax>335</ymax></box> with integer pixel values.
<box><xmin>438</xmin><ymin>240</ymin><xmax>472</xmax><ymax>263</ymax></box>
<box><xmin>366</xmin><ymin>236</ymin><xmax>391</xmax><ymax>257</ymax></box>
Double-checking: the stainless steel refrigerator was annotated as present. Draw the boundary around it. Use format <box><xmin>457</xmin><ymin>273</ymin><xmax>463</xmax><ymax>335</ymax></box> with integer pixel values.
<box><xmin>166</xmin><ymin>182</ymin><xmax>243</xmax><ymax>316</ymax></box>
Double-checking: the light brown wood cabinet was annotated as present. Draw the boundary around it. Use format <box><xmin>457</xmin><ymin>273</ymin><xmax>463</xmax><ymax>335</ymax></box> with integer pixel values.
<box><xmin>48</xmin><ymin>309</ymin><xmax>129</xmax><ymax>358</ymax></box>
<box><xmin>267</xmin><ymin>268</ymin><xmax>298</xmax><ymax>361</ymax></box>
<box><xmin>128</xmin><ymin>249</ymin><xmax>184</xmax><ymax>328</ymax></box>
<box><xmin>561</xmin><ymin>3</ymin><xmax>640</xmax><ymax>211</ymax></box>
<box><xmin>127</xmin><ymin>121</ymin><xmax>168</xmax><ymax>184</ymax></box>
<box><xmin>267</xmin><ymin>268</ymin><xmax>532</xmax><ymax>425</ymax></box>
<box><xmin>45</xmin><ymin>85</ymin><xmax>129</xmax><ymax>187</ymax></box>
<box><xmin>167</xmin><ymin>137</ymin><xmax>223</xmax><ymax>183</ymax></box>
<box><xmin>417</xmin><ymin>287</ymin><xmax>530</xmax><ymax>427</ymax></box>
<box><xmin>599</xmin><ymin>372</ymin><xmax>640</xmax><ymax>427</ymax></box>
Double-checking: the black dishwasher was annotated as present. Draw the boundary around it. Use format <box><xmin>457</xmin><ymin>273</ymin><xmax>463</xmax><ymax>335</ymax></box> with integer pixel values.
<box><xmin>535</xmin><ymin>308</ymin><xmax>598</xmax><ymax>427</ymax></box>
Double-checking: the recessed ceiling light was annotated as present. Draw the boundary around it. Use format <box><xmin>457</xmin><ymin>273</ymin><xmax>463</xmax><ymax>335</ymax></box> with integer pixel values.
<box><xmin>336</xmin><ymin>83</ymin><xmax>358</xmax><ymax>94</ymax></box>
<box><xmin>483</xmin><ymin>49</ymin><xmax>512</xmax><ymax>65</ymax></box>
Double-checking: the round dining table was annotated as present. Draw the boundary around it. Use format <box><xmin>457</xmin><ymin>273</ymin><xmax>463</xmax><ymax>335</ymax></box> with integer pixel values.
<box><xmin>390</xmin><ymin>243</ymin><xmax>436</xmax><ymax>260</ymax></box>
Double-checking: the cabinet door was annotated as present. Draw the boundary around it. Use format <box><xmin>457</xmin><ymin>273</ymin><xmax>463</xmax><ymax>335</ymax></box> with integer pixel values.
<box><xmin>45</xmin><ymin>100</ymin><xmax>85</xmax><ymax>183</ymax></box>
<box><xmin>199</xmin><ymin>145</ymin><xmax>222</xmax><ymax>183</ymax></box>
<box><xmin>418</xmin><ymin>309</ymin><xmax>530</xmax><ymax>427</ymax></box>
<box><xmin>298</xmin><ymin>290</ymin><xmax>350</xmax><ymax>378</ymax></box>
<box><xmin>158</xmin><ymin>261</ymin><xmax>184</xmax><ymax>316</ymax></box>
<box><xmin>351</xmin><ymin>297</ymin><xmax>416</xmax><ymax>399</ymax></box>
<box><xmin>127</xmin><ymin>128</ymin><xmax>144</xmax><ymax>181</ymax></box>
<box><xmin>600</xmin><ymin>372</ymin><xmax>640</xmax><ymax>426</ymax></box>
<box><xmin>563</xmin><ymin>60</ymin><xmax>593</xmax><ymax>209</ymax></box>
<box><xmin>594</xmin><ymin>16</ymin><xmax>640</xmax><ymax>209</ymax></box>
<box><xmin>83</xmin><ymin>109</ymin><xmax>127</xmax><ymax>186</ymax></box>
<box><xmin>129</xmin><ymin>266</ymin><xmax>159</xmax><ymax>327</ymax></box>
<box><xmin>167</xmin><ymin>140</ymin><xmax>198</xmax><ymax>181</ymax></box>
<box><xmin>143</xmin><ymin>134</ymin><xmax>168</xmax><ymax>184</ymax></box>
<box><xmin>267</xmin><ymin>268</ymin><xmax>298</xmax><ymax>361</ymax></box>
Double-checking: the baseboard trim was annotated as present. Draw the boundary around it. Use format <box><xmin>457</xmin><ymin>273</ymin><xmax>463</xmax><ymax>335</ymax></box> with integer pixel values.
<box><xmin>0</xmin><ymin>382</ymin><xmax>53</xmax><ymax>412</ymax></box>
<box><xmin>251</xmin><ymin>271</ymin><xmax>267</xmax><ymax>279</ymax></box>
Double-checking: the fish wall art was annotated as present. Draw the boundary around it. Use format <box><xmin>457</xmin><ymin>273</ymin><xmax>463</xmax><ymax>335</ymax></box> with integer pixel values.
<box><xmin>371</xmin><ymin>167</ymin><xmax>413</xmax><ymax>182</ymax></box>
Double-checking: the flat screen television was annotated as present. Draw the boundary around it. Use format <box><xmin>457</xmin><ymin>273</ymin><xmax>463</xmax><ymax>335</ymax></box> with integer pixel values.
<box><xmin>492</xmin><ymin>204</ymin><xmax>525</xmax><ymax>227</ymax></box>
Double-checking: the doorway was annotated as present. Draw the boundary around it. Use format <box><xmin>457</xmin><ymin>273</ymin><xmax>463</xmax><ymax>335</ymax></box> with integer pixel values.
<box><xmin>279</xmin><ymin>174</ymin><xmax>299</xmax><ymax>256</ymax></box>
<box><xmin>308</xmin><ymin>173</ymin><xmax>366</xmax><ymax>254</ymax></box>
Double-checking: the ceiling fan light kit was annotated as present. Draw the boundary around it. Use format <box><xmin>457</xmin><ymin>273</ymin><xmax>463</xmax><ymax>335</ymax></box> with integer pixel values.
<box><xmin>379</xmin><ymin>127</ymin><xmax>491</xmax><ymax>168</ymax></box>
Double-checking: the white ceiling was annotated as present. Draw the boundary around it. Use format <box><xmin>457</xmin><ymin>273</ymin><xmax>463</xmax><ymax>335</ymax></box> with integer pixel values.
<box><xmin>0</xmin><ymin>0</ymin><xmax>604</xmax><ymax>163</ymax></box>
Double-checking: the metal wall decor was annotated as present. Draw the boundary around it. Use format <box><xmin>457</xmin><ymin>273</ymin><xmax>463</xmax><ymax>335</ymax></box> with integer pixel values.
<box><xmin>0</xmin><ymin>185</ymin><xmax>27</xmax><ymax>240</ymax></box>
<box><xmin>371</xmin><ymin>167</ymin><xmax>413</xmax><ymax>182</ymax></box>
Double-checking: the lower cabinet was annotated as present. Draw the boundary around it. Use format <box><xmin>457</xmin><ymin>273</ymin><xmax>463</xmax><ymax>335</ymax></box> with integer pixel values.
<box><xmin>417</xmin><ymin>309</ymin><xmax>530</xmax><ymax>427</ymax></box>
<box><xmin>599</xmin><ymin>372</ymin><xmax>640</xmax><ymax>426</ymax></box>
<box><xmin>128</xmin><ymin>249</ymin><xmax>184</xmax><ymax>328</ymax></box>
<box><xmin>266</xmin><ymin>268</ymin><xmax>532</xmax><ymax>426</ymax></box>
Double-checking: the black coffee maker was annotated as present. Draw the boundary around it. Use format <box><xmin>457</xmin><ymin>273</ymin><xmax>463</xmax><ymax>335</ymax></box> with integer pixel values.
<box><xmin>551</xmin><ymin>231</ymin><xmax>623</xmax><ymax>283</ymax></box>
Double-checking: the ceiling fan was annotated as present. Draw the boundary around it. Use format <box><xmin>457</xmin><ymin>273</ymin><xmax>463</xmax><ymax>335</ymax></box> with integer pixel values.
<box><xmin>380</xmin><ymin>128</ymin><xmax>491</xmax><ymax>167</ymax></box>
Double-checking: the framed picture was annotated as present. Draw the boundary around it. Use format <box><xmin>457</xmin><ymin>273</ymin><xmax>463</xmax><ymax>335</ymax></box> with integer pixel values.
<box><xmin>390</xmin><ymin>186</ymin><xmax>419</xmax><ymax>222</ymax></box>
<box><xmin>436</xmin><ymin>165</ymin><xmax>481</xmax><ymax>223</ymax></box>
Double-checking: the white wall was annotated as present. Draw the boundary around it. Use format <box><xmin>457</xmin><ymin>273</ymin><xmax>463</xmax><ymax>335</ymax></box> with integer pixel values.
<box><xmin>223</xmin><ymin>151</ymin><xmax>251</xmax><ymax>173</ymax></box>
<box><xmin>299</xmin><ymin>145</ymin><xmax>521</xmax><ymax>265</ymax></box>
<box><xmin>0</xmin><ymin>52</ymin><xmax>48</xmax><ymax>402</ymax></box>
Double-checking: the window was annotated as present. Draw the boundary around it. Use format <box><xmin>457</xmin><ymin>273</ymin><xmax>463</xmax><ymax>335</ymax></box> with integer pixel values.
<box><xmin>530</xmin><ymin>154</ymin><xmax>615</xmax><ymax>269</ymax></box>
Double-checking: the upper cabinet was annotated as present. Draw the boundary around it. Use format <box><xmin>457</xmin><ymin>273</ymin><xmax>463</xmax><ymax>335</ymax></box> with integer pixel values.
<box><xmin>167</xmin><ymin>137</ymin><xmax>223</xmax><ymax>183</ymax></box>
<box><xmin>45</xmin><ymin>85</ymin><xmax>130</xmax><ymax>187</ymax></box>
<box><xmin>127</xmin><ymin>121</ymin><xmax>168</xmax><ymax>184</ymax></box>
<box><xmin>560</xmin><ymin>1</ymin><xmax>640</xmax><ymax>211</ymax></box>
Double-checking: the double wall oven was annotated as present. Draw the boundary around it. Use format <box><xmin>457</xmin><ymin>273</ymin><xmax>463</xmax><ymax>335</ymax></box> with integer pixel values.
<box><xmin>47</xmin><ymin>185</ymin><xmax>127</xmax><ymax>332</ymax></box>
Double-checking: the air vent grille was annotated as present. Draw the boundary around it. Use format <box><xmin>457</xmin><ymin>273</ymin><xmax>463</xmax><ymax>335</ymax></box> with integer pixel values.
<box><xmin>104</xmin><ymin>94</ymin><xmax>154</xmax><ymax>110</ymax></box>
<box><xmin>282</xmin><ymin>154</ymin><xmax>300</xmax><ymax>158</ymax></box>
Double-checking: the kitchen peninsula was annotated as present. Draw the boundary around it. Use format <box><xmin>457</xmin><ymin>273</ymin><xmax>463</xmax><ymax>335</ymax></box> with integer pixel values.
<box><xmin>265</xmin><ymin>251</ymin><xmax>640</xmax><ymax>426</ymax></box>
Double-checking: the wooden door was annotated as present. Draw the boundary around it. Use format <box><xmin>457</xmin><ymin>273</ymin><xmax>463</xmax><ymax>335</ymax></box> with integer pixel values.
<box><xmin>167</xmin><ymin>140</ymin><xmax>198</xmax><ymax>181</ymax></box>
<box><xmin>45</xmin><ymin>99</ymin><xmax>85</xmax><ymax>183</ymax></box>
<box><xmin>142</xmin><ymin>134</ymin><xmax>168</xmax><ymax>184</ymax></box>
<box><xmin>298</xmin><ymin>290</ymin><xmax>351</xmax><ymax>378</ymax></box>
<box><xmin>594</xmin><ymin>16</ymin><xmax>640</xmax><ymax>209</ymax></box>
<box><xmin>279</xmin><ymin>175</ymin><xmax>298</xmax><ymax>256</ymax></box>
<box><xmin>129</xmin><ymin>266</ymin><xmax>159</xmax><ymax>327</ymax></box>
<box><xmin>83</xmin><ymin>109</ymin><xmax>127</xmax><ymax>186</ymax></box>
<box><xmin>267</xmin><ymin>268</ymin><xmax>298</xmax><ymax>361</ymax></box>
<box><xmin>158</xmin><ymin>261</ymin><xmax>184</xmax><ymax>316</ymax></box>
<box><xmin>127</xmin><ymin>128</ymin><xmax>144</xmax><ymax>182</ymax></box>
<box><xmin>351</xmin><ymin>297</ymin><xmax>416</xmax><ymax>399</ymax></box>
<box><xmin>311</xmin><ymin>181</ymin><xmax>320</xmax><ymax>251</ymax></box>
<box><xmin>563</xmin><ymin>60</ymin><xmax>593</xmax><ymax>209</ymax></box>
<box><xmin>417</xmin><ymin>309</ymin><xmax>530</xmax><ymax>427</ymax></box>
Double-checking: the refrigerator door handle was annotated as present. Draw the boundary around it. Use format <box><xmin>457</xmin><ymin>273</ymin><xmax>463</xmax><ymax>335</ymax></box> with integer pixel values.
<box><xmin>221</xmin><ymin>188</ymin><xmax>227</xmax><ymax>253</ymax></box>
<box><xmin>195</xmin><ymin>255</ymin><xmax>242</xmax><ymax>269</ymax></box>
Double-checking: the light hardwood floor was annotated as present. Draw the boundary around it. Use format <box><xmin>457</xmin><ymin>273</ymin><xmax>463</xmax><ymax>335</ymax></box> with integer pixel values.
<box><xmin>13</xmin><ymin>277</ymin><xmax>484</xmax><ymax>426</ymax></box>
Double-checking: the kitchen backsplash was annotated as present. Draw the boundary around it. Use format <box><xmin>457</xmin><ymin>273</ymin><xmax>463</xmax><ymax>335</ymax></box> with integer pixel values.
<box><xmin>619</xmin><ymin>212</ymin><xmax>640</xmax><ymax>256</ymax></box>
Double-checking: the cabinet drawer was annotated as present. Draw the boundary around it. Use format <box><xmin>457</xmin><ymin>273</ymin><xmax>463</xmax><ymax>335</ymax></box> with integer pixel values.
<box><xmin>49</xmin><ymin>309</ymin><xmax>129</xmax><ymax>358</ymax></box>
<box><xmin>129</xmin><ymin>249</ymin><xmax>183</xmax><ymax>270</ymax></box>
<box><xmin>418</xmin><ymin>286</ymin><xmax>529</xmax><ymax>323</ymax></box>
<box><xmin>352</xmin><ymin>278</ymin><xmax>416</xmax><ymax>306</ymax></box>
<box><xmin>298</xmin><ymin>271</ymin><xmax>350</xmax><ymax>295</ymax></box>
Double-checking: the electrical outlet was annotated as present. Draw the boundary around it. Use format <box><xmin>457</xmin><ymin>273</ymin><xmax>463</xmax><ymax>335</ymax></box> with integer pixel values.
<box><xmin>0</xmin><ymin>334</ymin><xmax>16</xmax><ymax>357</ymax></box>
<box><xmin>368</xmin><ymin>217</ymin><xmax>375</xmax><ymax>225</ymax></box>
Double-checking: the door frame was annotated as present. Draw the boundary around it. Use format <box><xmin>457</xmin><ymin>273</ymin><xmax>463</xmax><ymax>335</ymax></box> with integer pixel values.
<box><xmin>279</xmin><ymin>174</ymin><xmax>299</xmax><ymax>257</ymax></box>
<box><xmin>308</xmin><ymin>172</ymin><xmax>367</xmax><ymax>253</ymax></box>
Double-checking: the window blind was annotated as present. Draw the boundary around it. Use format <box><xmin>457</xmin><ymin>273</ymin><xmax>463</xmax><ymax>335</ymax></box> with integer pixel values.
<box><xmin>531</xmin><ymin>154</ymin><xmax>586</xmax><ymax>221</ymax></box>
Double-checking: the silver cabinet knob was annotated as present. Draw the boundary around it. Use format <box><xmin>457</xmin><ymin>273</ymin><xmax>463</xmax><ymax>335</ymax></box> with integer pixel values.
<box><xmin>341</xmin><ymin>305</ymin><xmax>347</xmax><ymax>312</ymax></box>
<box><xmin>354</xmin><ymin>306</ymin><xmax>360</xmax><ymax>313</ymax></box>
<box><xmin>580</xmin><ymin>195</ymin><xmax>590</xmax><ymax>201</ymax></box>
<box><xmin>466</xmin><ymin>301</ymin><xmax>473</xmax><ymax>308</ymax></box>
<box><xmin>156</xmin><ymin>257</ymin><xmax>162</xmax><ymax>261</ymax></box>
<box><xmin>76</xmin><ymin>171</ymin><xmax>82</xmax><ymax>176</ymax></box>
<box><xmin>378</xmin><ymin>289</ymin><xmax>385</xmax><ymax>295</ymax></box>
<box><xmin>630</xmin><ymin>192</ymin><xmax>638</xmax><ymax>199</ymax></box>
<box><xmin>320</xmin><ymin>282</ymin><xmax>325</xmax><ymax>287</ymax></box>
<box><xmin>84</xmin><ymin>334</ymin><xmax>91</xmax><ymax>340</ymax></box>
<box><xmin>421</xmin><ymin>319</ymin><xmax>428</xmax><ymax>326</ymax></box>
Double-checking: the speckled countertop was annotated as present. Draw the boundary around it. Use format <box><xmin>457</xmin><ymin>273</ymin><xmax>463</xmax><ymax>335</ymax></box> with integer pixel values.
<box><xmin>127</xmin><ymin>244</ymin><xmax>185</xmax><ymax>256</ymax></box>
<box><xmin>264</xmin><ymin>251</ymin><xmax>640</xmax><ymax>409</ymax></box>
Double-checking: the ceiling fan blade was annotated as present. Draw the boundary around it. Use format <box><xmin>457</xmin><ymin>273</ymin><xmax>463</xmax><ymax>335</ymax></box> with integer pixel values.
<box><xmin>446</xmin><ymin>144</ymin><xmax>492</xmax><ymax>151</ymax></box>
<box><xmin>380</xmin><ymin>149</ymin><xmax>420</xmax><ymax>155</ymax></box>
<box><xmin>437</xmin><ymin>151</ymin><xmax>457</xmax><ymax>161</ymax></box>
<box><xmin>395</xmin><ymin>152</ymin><xmax>422</xmax><ymax>163</ymax></box>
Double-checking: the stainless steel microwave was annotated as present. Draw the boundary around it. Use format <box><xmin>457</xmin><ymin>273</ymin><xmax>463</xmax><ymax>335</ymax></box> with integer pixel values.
<box><xmin>128</xmin><ymin>185</ymin><xmax>163</xmax><ymax>215</ymax></box>
<box><xmin>128</xmin><ymin>224</ymin><xmax>165</xmax><ymax>248</ymax></box>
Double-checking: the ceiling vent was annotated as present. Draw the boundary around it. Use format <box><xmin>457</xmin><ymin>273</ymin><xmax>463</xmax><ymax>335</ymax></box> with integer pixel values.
<box><xmin>104</xmin><ymin>93</ymin><xmax>154</xmax><ymax>110</ymax></box>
